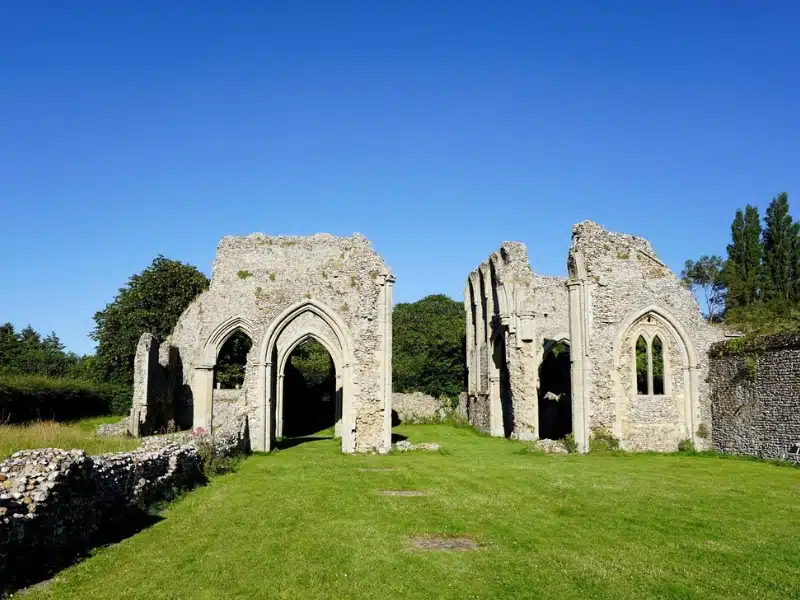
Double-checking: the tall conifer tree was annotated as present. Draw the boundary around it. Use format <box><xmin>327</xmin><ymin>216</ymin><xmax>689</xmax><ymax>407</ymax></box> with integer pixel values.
<box><xmin>723</xmin><ymin>205</ymin><xmax>762</xmax><ymax>308</ymax></box>
<box><xmin>762</xmin><ymin>193</ymin><xmax>794</xmax><ymax>303</ymax></box>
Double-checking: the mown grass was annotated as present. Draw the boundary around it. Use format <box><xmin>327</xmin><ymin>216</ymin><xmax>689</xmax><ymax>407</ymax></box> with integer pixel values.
<box><xmin>20</xmin><ymin>424</ymin><xmax>800</xmax><ymax>600</ymax></box>
<box><xmin>0</xmin><ymin>416</ymin><xmax>138</xmax><ymax>460</ymax></box>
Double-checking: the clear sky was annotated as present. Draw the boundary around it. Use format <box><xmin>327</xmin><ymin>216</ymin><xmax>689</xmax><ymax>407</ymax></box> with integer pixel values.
<box><xmin>2</xmin><ymin>1</ymin><xmax>798</xmax><ymax>355</ymax></box>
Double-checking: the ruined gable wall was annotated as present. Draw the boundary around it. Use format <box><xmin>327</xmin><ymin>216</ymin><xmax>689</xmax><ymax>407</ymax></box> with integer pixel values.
<box><xmin>570</xmin><ymin>221</ymin><xmax>723</xmax><ymax>450</ymax></box>
<box><xmin>165</xmin><ymin>233</ymin><xmax>391</xmax><ymax>450</ymax></box>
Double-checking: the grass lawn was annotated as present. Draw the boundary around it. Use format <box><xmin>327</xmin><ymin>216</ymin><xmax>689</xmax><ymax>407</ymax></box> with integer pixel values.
<box><xmin>19</xmin><ymin>424</ymin><xmax>800</xmax><ymax>600</ymax></box>
<box><xmin>0</xmin><ymin>416</ymin><xmax>138</xmax><ymax>460</ymax></box>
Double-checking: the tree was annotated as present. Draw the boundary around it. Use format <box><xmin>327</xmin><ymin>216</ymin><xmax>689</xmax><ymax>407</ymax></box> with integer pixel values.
<box><xmin>681</xmin><ymin>255</ymin><xmax>725</xmax><ymax>322</ymax></box>
<box><xmin>392</xmin><ymin>294</ymin><xmax>465</xmax><ymax>399</ymax></box>
<box><xmin>91</xmin><ymin>256</ymin><xmax>209</xmax><ymax>384</ymax></box>
<box><xmin>722</xmin><ymin>204</ymin><xmax>762</xmax><ymax>309</ymax></box>
<box><xmin>762</xmin><ymin>192</ymin><xmax>796</xmax><ymax>304</ymax></box>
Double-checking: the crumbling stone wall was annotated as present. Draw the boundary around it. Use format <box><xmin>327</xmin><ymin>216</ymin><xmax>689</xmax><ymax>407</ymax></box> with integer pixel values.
<box><xmin>709</xmin><ymin>335</ymin><xmax>800</xmax><ymax>460</ymax></box>
<box><xmin>465</xmin><ymin>243</ymin><xmax>568</xmax><ymax>439</ymax></box>
<box><xmin>133</xmin><ymin>233</ymin><xmax>394</xmax><ymax>454</ymax></box>
<box><xmin>130</xmin><ymin>333</ymin><xmax>170</xmax><ymax>436</ymax></box>
<box><xmin>464</xmin><ymin>221</ymin><xmax>721</xmax><ymax>452</ymax></box>
<box><xmin>0</xmin><ymin>428</ymin><xmax>247</xmax><ymax>592</ymax></box>
<box><xmin>568</xmin><ymin>221</ymin><xmax>724</xmax><ymax>451</ymax></box>
<box><xmin>392</xmin><ymin>392</ymin><xmax>441</xmax><ymax>423</ymax></box>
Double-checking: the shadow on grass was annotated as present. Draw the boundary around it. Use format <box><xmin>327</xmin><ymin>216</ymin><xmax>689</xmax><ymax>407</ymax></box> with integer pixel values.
<box><xmin>6</xmin><ymin>509</ymin><xmax>165</xmax><ymax>596</ymax></box>
<box><xmin>274</xmin><ymin>436</ymin><xmax>333</xmax><ymax>450</ymax></box>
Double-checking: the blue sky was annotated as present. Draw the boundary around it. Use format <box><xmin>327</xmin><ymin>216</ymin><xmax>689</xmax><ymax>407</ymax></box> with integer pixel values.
<box><xmin>2</xmin><ymin>1</ymin><xmax>798</xmax><ymax>354</ymax></box>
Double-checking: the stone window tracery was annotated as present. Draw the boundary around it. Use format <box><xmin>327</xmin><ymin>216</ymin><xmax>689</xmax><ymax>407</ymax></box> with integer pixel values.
<box><xmin>633</xmin><ymin>331</ymin><xmax>666</xmax><ymax>396</ymax></box>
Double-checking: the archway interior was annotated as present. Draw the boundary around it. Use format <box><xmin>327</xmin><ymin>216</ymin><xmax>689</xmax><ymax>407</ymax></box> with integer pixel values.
<box><xmin>282</xmin><ymin>338</ymin><xmax>337</xmax><ymax>438</ymax></box>
<box><xmin>538</xmin><ymin>341</ymin><xmax>572</xmax><ymax>440</ymax></box>
<box><xmin>214</xmin><ymin>330</ymin><xmax>252</xmax><ymax>389</ymax></box>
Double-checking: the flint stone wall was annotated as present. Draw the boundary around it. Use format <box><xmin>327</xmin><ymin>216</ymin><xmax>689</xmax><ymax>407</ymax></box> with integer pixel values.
<box><xmin>568</xmin><ymin>222</ymin><xmax>725</xmax><ymax>451</ymax></box>
<box><xmin>709</xmin><ymin>335</ymin><xmax>800</xmax><ymax>460</ymax></box>
<box><xmin>0</xmin><ymin>428</ymin><xmax>247</xmax><ymax>590</ymax></box>
<box><xmin>392</xmin><ymin>392</ymin><xmax>441</xmax><ymax>423</ymax></box>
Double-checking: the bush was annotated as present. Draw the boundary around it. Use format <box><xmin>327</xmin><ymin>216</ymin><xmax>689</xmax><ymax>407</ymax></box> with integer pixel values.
<box><xmin>0</xmin><ymin>375</ymin><xmax>132</xmax><ymax>424</ymax></box>
<box><xmin>562</xmin><ymin>433</ymin><xmax>578</xmax><ymax>453</ymax></box>
<box><xmin>696</xmin><ymin>423</ymin><xmax>710</xmax><ymax>439</ymax></box>
<box><xmin>193</xmin><ymin>435</ymin><xmax>238</xmax><ymax>477</ymax></box>
<box><xmin>589</xmin><ymin>428</ymin><xmax>620</xmax><ymax>452</ymax></box>
<box><xmin>678</xmin><ymin>438</ymin><xmax>696</xmax><ymax>452</ymax></box>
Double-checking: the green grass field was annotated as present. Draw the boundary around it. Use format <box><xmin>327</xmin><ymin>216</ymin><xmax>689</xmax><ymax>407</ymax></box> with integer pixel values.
<box><xmin>19</xmin><ymin>424</ymin><xmax>800</xmax><ymax>600</ymax></box>
<box><xmin>0</xmin><ymin>416</ymin><xmax>138</xmax><ymax>460</ymax></box>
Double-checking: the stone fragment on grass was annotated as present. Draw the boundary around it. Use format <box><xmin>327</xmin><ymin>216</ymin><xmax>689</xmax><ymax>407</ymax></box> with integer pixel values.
<box><xmin>409</xmin><ymin>536</ymin><xmax>479</xmax><ymax>551</ymax></box>
<box><xmin>393</xmin><ymin>440</ymin><xmax>440</xmax><ymax>452</ymax></box>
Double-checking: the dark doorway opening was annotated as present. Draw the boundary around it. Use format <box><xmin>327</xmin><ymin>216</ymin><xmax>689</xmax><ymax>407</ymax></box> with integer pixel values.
<box><xmin>282</xmin><ymin>339</ymin><xmax>337</xmax><ymax>438</ymax></box>
<box><xmin>215</xmin><ymin>331</ymin><xmax>252</xmax><ymax>389</ymax></box>
<box><xmin>538</xmin><ymin>340</ymin><xmax>572</xmax><ymax>440</ymax></box>
<box><xmin>492</xmin><ymin>333</ymin><xmax>514</xmax><ymax>437</ymax></box>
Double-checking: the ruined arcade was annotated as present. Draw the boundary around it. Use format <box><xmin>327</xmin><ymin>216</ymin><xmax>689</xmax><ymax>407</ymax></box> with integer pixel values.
<box><xmin>131</xmin><ymin>233</ymin><xmax>395</xmax><ymax>453</ymax></box>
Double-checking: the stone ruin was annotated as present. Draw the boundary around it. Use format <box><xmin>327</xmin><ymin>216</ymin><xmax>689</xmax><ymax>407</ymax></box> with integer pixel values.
<box><xmin>130</xmin><ymin>233</ymin><xmax>395</xmax><ymax>454</ymax></box>
<box><xmin>464</xmin><ymin>221</ymin><xmax>726</xmax><ymax>452</ymax></box>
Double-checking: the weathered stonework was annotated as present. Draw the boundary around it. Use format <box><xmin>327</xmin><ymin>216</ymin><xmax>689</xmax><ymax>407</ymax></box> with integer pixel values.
<box><xmin>131</xmin><ymin>233</ymin><xmax>395</xmax><ymax>454</ymax></box>
<box><xmin>465</xmin><ymin>221</ymin><xmax>725</xmax><ymax>452</ymax></box>
<box><xmin>709</xmin><ymin>335</ymin><xmax>800</xmax><ymax>460</ymax></box>
<box><xmin>392</xmin><ymin>392</ymin><xmax>441</xmax><ymax>423</ymax></box>
<box><xmin>0</xmin><ymin>427</ymin><xmax>247</xmax><ymax>592</ymax></box>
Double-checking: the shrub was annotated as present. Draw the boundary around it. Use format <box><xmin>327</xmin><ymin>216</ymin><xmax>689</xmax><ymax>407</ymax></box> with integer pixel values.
<box><xmin>193</xmin><ymin>435</ymin><xmax>238</xmax><ymax>477</ymax></box>
<box><xmin>696</xmin><ymin>423</ymin><xmax>710</xmax><ymax>439</ymax></box>
<box><xmin>589</xmin><ymin>428</ymin><xmax>620</xmax><ymax>452</ymax></box>
<box><xmin>678</xmin><ymin>438</ymin><xmax>696</xmax><ymax>452</ymax></box>
<box><xmin>0</xmin><ymin>375</ymin><xmax>132</xmax><ymax>423</ymax></box>
<box><xmin>562</xmin><ymin>433</ymin><xmax>578</xmax><ymax>453</ymax></box>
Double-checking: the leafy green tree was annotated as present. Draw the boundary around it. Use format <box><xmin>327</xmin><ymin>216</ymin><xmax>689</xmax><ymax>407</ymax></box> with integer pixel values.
<box><xmin>762</xmin><ymin>192</ymin><xmax>796</xmax><ymax>303</ymax></box>
<box><xmin>214</xmin><ymin>331</ymin><xmax>253</xmax><ymax>389</ymax></box>
<box><xmin>290</xmin><ymin>339</ymin><xmax>334</xmax><ymax>388</ymax></box>
<box><xmin>393</xmin><ymin>294</ymin><xmax>465</xmax><ymax>399</ymax></box>
<box><xmin>722</xmin><ymin>205</ymin><xmax>762</xmax><ymax>309</ymax></box>
<box><xmin>91</xmin><ymin>256</ymin><xmax>209</xmax><ymax>384</ymax></box>
<box><xmin>681</xmin><ymin>255</ymin><xmax>724</xmax><ymax>322</ymax></box>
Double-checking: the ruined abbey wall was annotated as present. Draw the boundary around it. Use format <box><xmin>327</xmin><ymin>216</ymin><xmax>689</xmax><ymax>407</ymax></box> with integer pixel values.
<box><xmin>133</xmin><ymin>233</ymin><xmax>395</xmax><ymax>453</ymax></box>
<box><xmin>464</xmin><ymin>221</ymin><xmax>724</xmax><ymax>452</ymax></box>
<box><xmin>709</xmin><ymin>335</ymin><xmax>800</xmax><ymax>460</ymax></box>
<box><xmin>568</xmin><ymin>222</ymin><xmax>724</xmax><ymax>451</ymax></box>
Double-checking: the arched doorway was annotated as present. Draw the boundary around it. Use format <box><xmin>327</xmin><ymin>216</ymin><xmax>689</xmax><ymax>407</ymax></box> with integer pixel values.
<box><xmin>258</xmin><ymin>299</ymin><xmax>359</xmax><ymax>453</ymax></box>
<box><xmin>280</xmin><ymin>338</ymin><xmax>338</xmax><ymax>438</ymax></box>
<box><xmin>538</xmin><ymin>340</ymin><xmax>572</xmax><ymax>440</ymax></box>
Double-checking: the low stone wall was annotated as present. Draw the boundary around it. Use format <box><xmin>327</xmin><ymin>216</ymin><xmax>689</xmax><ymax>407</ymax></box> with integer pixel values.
<box><xmin>709</xmin><ymin>334</ymin><xmax>800</xmax><ymax>460</ymax></box>
<box><xmin>392</xmin><ymin>392</ymin><xmax>442</xmax><ymax>423</ymax></box>
<box><xmin>0</xmin><ymin>426</ymin><xmax>248</xmax><ymax>591</ymax></box>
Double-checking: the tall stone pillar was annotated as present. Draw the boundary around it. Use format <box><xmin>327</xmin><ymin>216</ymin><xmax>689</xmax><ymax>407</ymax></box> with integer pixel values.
<box><xmin>567</xmin><ymin>280</ymin><xmax>590</xmax><ymax>453</ymax></box>
<box><xmin>379</xmin><ymin>274</ymin><xmax>395</xmax><ymax>453</ymax></box>
<box><xmin>192</xmin><ymin>365</ymin><xmax>214</xmax><ymax>432</ymax></box>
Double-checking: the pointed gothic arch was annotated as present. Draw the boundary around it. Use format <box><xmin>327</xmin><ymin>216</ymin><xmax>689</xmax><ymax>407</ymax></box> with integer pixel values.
<box><xmin>612</xmin><ymin>305</ymin><xmax>700</xmax><ymax>447</ymax></box>
<box><xmin>255</xmin><ymin>298</ymin><xmax>359</xmax><ymax>453</ymax></box>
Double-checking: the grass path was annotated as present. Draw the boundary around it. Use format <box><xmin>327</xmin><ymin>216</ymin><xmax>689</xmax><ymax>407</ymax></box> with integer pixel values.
<box><xmin>21</xmin><ymin>425</ymin><xmax>800</xmax><ymax>600</ymax></box>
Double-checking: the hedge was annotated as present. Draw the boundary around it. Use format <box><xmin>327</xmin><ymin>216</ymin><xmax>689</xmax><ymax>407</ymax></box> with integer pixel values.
<box><xmin>0</xmin><ymin>376</ymin><xmax>132</xmax><ymax>424</ymax></box>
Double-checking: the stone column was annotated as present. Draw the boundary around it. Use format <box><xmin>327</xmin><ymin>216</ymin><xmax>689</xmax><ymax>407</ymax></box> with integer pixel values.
<box><xmin>567</xmin><ymin>280</ymin><xmax>589</xmax><ymax>453</ymax></box>
<box><xmin>379</xmin><ymin>274</ymin><xmax>396</xmax><ymax>453</ymax></box>
<box><xmin>275</xmin><ymin>372</ymin><xmax>285</xmax><ymax>438</ymax></box>
<box><xmin>192</xmin><ymin>365</ymin><xmax>214</xmax><ymax>432</ymax></box>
